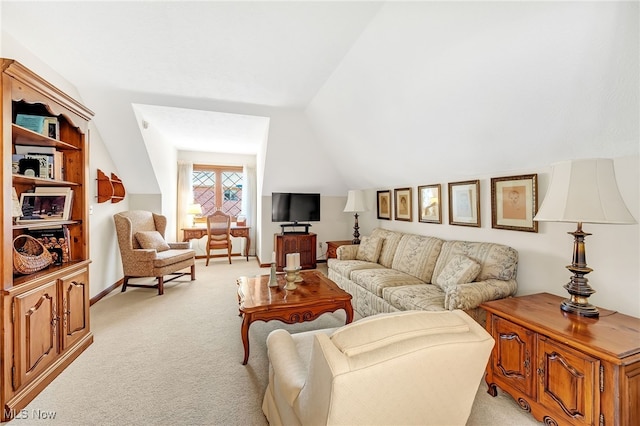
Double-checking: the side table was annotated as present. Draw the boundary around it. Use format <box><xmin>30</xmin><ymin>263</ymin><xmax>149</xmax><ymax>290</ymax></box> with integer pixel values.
<box><xmin>326</xmin><ymin>240</ymin><xmax>354</xmax><ymax>259</ymax></box>
<box><xmin>481</xmin><ymin>292</ymin><xmax>640</xmax><ymax>426</ymax></box>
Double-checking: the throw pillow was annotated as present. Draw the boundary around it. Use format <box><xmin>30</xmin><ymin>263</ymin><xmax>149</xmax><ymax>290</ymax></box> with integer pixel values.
<box><xmin>356</xmin><ymin>236</ymin><xmax>383</xmax><ymax>263</ymax></box>
<box><xmin>135</xmin><ymin>231</ymin><xmax>170</xmax><ymax>252</ymax></box>
<box><xmin>434</xmin><ymin>254</ymin><xmax>481</xmax><ymax>290</ymax></box>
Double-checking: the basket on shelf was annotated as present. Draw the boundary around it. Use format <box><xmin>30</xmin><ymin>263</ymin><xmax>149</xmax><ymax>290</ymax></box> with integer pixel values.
<box><xmin>13</xmin><ymin>234</ymin><xmax>53</xmax><ymax>275</ymax></box>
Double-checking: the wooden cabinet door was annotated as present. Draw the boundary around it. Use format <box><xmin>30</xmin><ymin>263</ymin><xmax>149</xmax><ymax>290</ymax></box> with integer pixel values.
<box><xmin>60</xmin><ymin>268</ymin><xmax>90</xmax><ymax>350</ymax></box>
<box><xmin>12</xmin><ymin>280</ymin><xmax>60</xmax><ymax>391</ymax></box>
<box><xmin>298</xmin><ymin>234</ymin><xmax>316</xmax><ymax>269</ymax></box>
<box><xmin>537</xmin><ymin>336</ymin><xmax>599</xmax><ymax>426</ymax></box>
<box><xmin>491</xmin><ymin>316</ymin><xmax>536</xmax><ymax>398</ymax></box>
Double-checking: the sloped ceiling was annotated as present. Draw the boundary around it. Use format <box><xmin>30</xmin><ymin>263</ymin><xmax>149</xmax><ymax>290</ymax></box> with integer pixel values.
<box><xmin>1</xmin><ymin>1</ymin><xmax>637</xmax><ymax>196</ymax></box>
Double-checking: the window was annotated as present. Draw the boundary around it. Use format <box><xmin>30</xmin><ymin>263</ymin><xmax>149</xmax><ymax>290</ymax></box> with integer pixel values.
<box><xmin>193</xmin><ymin>165</ymin><xmax>243</xmax><ymax>218</ymax></box>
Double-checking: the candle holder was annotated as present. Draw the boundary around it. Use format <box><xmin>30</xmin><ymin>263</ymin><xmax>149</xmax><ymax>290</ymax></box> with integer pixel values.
<box><xmin>295</xmin><ymin>269</ymin><xmax>303</xmax><ymax>283</ymax></box>
<box><xmin>283</xmin><ymin>267</ymin><xmax>300</xmax><ymax>290</ymax></box>
<box><xmin>268</xmin><ymin>262</ymin><xmax>278</xmax><ymax>287</ymax></box>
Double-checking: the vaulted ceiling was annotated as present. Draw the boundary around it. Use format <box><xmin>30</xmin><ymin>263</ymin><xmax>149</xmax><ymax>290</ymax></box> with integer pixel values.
<box><xmin>2</xmin><ymin>1</ymin><xmax>637</xmax><ymax>196</ymax></box>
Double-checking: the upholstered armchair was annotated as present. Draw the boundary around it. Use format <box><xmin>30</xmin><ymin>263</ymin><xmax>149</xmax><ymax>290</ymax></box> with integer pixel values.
<box><xmin>262</xmin><ymin>310</ymin><xmax>494</xmax><ymax>426</ymax></box>
<box><xmin>114</xmin><ymin>210</ymin><xmax>196</xmax><ymax>295</ymax></box>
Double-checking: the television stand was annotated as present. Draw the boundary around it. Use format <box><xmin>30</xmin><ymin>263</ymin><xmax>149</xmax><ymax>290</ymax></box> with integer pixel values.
<box><xmin>280</xmin><ymin>223</ymin><xmax>312</xmax><ymax>235</ymax></box>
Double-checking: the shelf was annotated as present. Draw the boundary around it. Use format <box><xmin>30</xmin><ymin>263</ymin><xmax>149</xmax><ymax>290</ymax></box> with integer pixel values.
<box><xmin>12</xmin><ymin>174</ymin><xmax>79</xmax><ymax>186</ymax></box>
<box><xmin>12</xmin><ymin>124</ymin><xmax>79</xmax><ymax>151</ymax></box>
<box><xmin>96</xmin><ymin>169</ymin><xmax>113</xmax><ymax>203</ymax></box>
<box><xmin>111</xmin><ymin>172</ymin><xmax>125</xmax><ymax>203</ymax></box>
<box><xmin>13</xmin><ymin>220</ymin><xmax>79</xmax><ymax>230</ymax></box>
<box><xmin>11</xmin><ymin>259</ymin><xmax>90</xmax><ymax>288</ymax></box>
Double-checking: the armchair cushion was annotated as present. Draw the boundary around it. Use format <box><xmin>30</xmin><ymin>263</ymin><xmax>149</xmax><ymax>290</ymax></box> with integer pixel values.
<box><xmin>135</xmin><ymin>231</ymin><xmax>170</xmax><ymax>252</ymax></box>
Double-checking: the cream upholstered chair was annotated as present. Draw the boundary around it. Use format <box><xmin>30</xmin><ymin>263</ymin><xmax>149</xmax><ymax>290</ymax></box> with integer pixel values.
<box><xmin>114</xmin><ymin>210</ymin><xmax>195</xmax><ymax>295</ymax></box>
<box><xmin>205</xmin><ymin>211</ymin><xmax>232</xmax><ymax>266</ymax></box>
<box><xmin>262</xmin><ymin>310</ymin><xmax>494</xmax><ymax>426</ymax></box>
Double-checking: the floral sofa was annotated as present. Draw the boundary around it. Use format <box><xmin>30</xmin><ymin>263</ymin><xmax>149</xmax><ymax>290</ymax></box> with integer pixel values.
<box><xmin>327</xmin><ymin>228</ymin><xmax>518</xmax><ymax>325</ymax></box>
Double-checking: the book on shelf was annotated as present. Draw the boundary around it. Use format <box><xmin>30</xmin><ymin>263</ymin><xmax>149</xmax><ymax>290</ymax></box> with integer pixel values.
<box><xmin>15</xmin><ymin>114</ymin><xmax>46</xmax><ymax>134</ymax></box>
<box><xmin>14</xmin><ymin>145</ymin><xmax>64</xmax><ymax>180</ymax></box>
<box><xmin>27</xmin><ymin>226</ymin><xmax>70</xmax><ymax>264</ymax></box>
<box><xmin>15</xmin><ymin>114</ymin><xmax>58</xmax><ymax>139</ymax></box>
<box><xmin>24</xmin><ymin>154</ymin><xmax>52</xmax><ymax>179</ymax></box>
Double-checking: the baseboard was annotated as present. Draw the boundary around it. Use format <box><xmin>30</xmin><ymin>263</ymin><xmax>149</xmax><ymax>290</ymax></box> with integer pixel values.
<box><xmin>90</xmin><ymin>278</ymin><xmax>123</xmax><ymax>305</ymax></box>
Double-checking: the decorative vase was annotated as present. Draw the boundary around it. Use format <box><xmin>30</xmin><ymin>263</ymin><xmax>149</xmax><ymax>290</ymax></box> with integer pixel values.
<box><xmin>268</xmin><ymin>262</ymin><xmax>278</xmax><ymax>287</ymax></box>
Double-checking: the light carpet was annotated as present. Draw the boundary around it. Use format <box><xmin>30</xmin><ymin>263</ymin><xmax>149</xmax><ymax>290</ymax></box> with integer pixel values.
<box><xmin>11</xmin><ymin>258</ymin><xmax>542</xmax><ymax>425</ymax></box>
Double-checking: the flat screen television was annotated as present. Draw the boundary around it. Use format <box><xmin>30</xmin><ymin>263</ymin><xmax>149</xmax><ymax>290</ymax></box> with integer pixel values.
<box><xmin>272</xmin><ymin>192</ymin><xmax>320</xmax><ymax>223</ymax></box>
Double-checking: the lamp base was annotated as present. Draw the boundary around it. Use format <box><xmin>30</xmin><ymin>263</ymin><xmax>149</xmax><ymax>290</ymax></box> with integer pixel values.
<box><xmin>560</xmin><ymin>297</ymin><xmax>599</xmax><ymax>318</ymax></box>
<box><xmin>352</xmin><ymin>213</ymin><xmax>361</xmax><ymax>245</ymax></box>
<box><xmin>561</xmin><ymin>223</ymin><xmax>599</xmax><ymax>318</ymax></box>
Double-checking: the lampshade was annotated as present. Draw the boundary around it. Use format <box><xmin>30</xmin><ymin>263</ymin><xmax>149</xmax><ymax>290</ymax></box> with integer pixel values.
<box><xmin>343</xmin><ymin>190</ymin><xmax>367</xmax><ymax>213</ymax></box>
<box><xmin>187</xmin><ymin>203</ymin><xmax>203</xmax><ymax>215</ymax></box>
<box><xmin>534</xmin><ymin>158</ymin><xmax>636</xmax><ymax>225</ymax></box>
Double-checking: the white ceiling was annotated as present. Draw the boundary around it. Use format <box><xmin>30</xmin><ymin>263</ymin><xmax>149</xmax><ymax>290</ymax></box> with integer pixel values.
<box><xmin>1</xmin><ymin>1</ymin><xmax>382</xmax><ymax>155</ymax></box>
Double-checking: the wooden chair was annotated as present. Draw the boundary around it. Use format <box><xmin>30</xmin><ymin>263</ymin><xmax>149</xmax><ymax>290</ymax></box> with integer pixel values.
<box><xmin>206</xmin><ymin>211</ymin><xmax>232</xmax><ymax>266</ymax></box>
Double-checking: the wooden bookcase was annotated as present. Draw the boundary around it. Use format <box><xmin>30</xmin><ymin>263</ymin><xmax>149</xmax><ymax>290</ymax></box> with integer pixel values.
<box><xmin>274</xmin><ymin>232</ymin><xmax>317</xmax><ymax>271</ymax></box>
<box><xmin>1</xmin><ymin>59</ymin><xmax>94</xmax><ymax>420</ymax></box>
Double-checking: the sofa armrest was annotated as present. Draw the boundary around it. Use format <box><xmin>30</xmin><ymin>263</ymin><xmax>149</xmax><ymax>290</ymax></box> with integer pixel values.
<box><xmin>266</xmin><ymin>329</ymin><xmax>307</xmax><ymax>405</ymax></box>
<box><xmin>336</xmin><ymin>244</ymin><xmax>359</xmax><ymax>260</ymax></box>
<box><xmin>168</xmin><ymin>242</ymin><xmax>190</xmax><ymax>250</ymax></box>
<box><xmin>444</xmin><ymin>279</ymin><xmax>517</xmax><ymax>310</ymax></box>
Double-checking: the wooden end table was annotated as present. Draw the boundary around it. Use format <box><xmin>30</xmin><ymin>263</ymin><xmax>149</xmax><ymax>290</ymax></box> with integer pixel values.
<box><xmin>237</xmin><ymin>269</ymin><xmax>353</xmax><ymax>365</ymax></box>
<box><xmin>326</xmin><ymin>240</ymin><xmax>354</xmax><ymax>259</ymax></box>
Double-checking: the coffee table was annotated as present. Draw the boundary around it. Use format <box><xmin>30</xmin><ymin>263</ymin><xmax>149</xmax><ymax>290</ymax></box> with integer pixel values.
<box><xmin>236</xmin><ymin>269</ymin><xmax>353</xmax><ymax>365</ymax></box>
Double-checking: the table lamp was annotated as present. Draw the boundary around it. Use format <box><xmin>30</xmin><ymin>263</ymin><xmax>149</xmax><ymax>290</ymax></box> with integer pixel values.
<box><xmin>344</xmin><ymin>190</ymin><xmax>367</xmax><ymax>244</ymax></box>
<box><xmin>187</xmin><ymin>203</ymin><xmax>203</xmax><ymax>227</ymax></box>
<box><xmin>533</xmin><ymin>158</ymin><xmax>636</xmax><ymax>317</ymax></box>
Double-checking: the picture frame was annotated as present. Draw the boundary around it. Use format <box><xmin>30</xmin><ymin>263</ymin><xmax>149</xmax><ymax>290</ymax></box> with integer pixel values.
<box><xmin>418</xmin><ymin>184</ymin><xmax>442</xmax><ymax>224</ymax></box>
<box><xmin>448</xmin><ymin>180</ymin><xmax>480</xmax><ymax>227</ymax></box>
<box><xmin>491</xmin><ymin>174</ymin><xmax>538</xmax><ymax>232</ymax></box>
<box><xmin>17</xmin><ymin>192</ymin><xmax>72</xmax><ymax>223</ymax></box>
<box><xmin>394</xmin><ymin>187</ymin><xmax>412</xmax><ymax>221</ymax></box>
<box><xmin>377</xmin><ymin>190</ymin><xmax>391</xmax><ymax>220</ymax></box>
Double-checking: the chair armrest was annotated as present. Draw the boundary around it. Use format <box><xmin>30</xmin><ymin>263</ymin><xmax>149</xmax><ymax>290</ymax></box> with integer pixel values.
<box><xmin>266</xmin><ymin>330</ymin><xmax>307</xmax><ymax>405</ymax></box>
<box><xmin>168</xmin><ymin>242</ymin><xmax>190</xmax><ymax>250</ymax></box>
<box><xmin>444</xmin><ymin>279</ymin><xmax>517</xmax><ymax>310</ymax></box>
<box><xmin>128</xmin><ymin>249</ymin><xmax>158</xmax><ymax>261</ymax></box>
<box><xmin>336</xmin><ymin>245</ymin><xmax>358</xmax><ymax>260</ymax></box>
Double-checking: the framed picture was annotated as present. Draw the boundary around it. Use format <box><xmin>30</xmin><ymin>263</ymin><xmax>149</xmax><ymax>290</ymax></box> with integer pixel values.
<box><xmin>448</xmin><ymin>180</ymin><xmax>480</xmax><ymax>227</ymax></box>
<box><xmin>17</xmin><ymin>192</ymin><xmax>72</xmax><ymax>223</ymax></box>
<box><xmin>491</xmin><ymin>174</ymin><xmax>538</xmax><ymax>232</ymax></box>
<box><xmin>394</xmin><ymin>187</ymin><xmax>412</xmax><ymax>221</ymax></box>
<box><xmin>377</xmin><ymin>190</ymin><xmax>391</xmax><ymax>220</ymax></box>
<box><xmin>418</xmin><ymin>184</ymin><xmax>442</xmax><ymax>224</ymax></box>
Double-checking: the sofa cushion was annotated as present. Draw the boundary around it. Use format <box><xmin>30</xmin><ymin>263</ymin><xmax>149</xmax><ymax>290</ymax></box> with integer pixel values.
<box><xmin>383</xmin><ymin>284</ymin><xmax>446</xmax><ymax>312</ymax></box>
<box><xmin>329</xmin><ymin>260</ymin><xmax>385</xmax><ymax>280</ymax></box>
<box><xmin>351</xmin><ymin>268</ymin><xmax>425</xmax><ymax>297</ymax></box>
<box><xmin>391</xmin><ymin>234</ymin><xmax>443</xmax><ymax>282</ymax></box>
<box><xmin>135</xmin><ymin>231</ymin><xmax>170</xmax><ymax>252</ymax></box>
<box><xmin>433</xmin><ymin>240</ymin><xmax>518</xmax><ymax>282</ymax></box>
<box><xmin>356</xmin><ymin>236</ymin><xmax>383</xmax><ymax>263</ymax></box>
<box><xmin>330</xmin><ymin>311</ymin><xmax>469</xmax><ymax>357</ymax></box>
<box><xmin>434</xmin><ymin>255</ymin><xmax>481</xmax><ymax>290</ymax></box>
<box><xmin>371</xmin><ymin>228</ymin><xmax>404</xmax><ymax>268</ymax></box>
